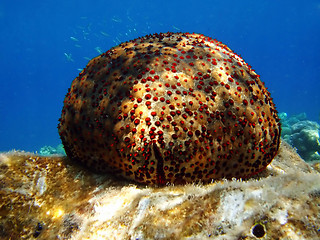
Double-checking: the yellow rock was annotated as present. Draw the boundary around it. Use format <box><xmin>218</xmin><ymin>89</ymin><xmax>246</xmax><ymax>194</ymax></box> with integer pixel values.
<box><xmin>0</xmin><ymin>141</ymin><xmax>320</xmax><ymax>239</ymax></box>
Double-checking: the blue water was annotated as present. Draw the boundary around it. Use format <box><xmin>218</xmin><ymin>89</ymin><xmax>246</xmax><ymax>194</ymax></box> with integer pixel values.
<box><xmin>0</xmin><ymin>0</ymin><xmax>320</xmax><ymax>152</ymax></box>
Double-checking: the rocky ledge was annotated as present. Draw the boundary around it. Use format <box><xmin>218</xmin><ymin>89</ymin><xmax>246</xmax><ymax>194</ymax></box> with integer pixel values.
<box><xmin>0</xmin><ymin>141</ymin><xmax>320</xmax><ymax>239</ymax></box>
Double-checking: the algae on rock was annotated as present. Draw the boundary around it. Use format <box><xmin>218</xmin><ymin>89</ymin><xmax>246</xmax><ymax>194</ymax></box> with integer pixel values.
<box><xmin>0</xmin><ymin>142</ymin><xmax>320</xmax><ymax>239</ymax></box>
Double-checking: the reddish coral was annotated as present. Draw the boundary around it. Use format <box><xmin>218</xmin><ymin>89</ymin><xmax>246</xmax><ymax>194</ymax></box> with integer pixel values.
<box><xmin>58</xmin><ymin>32</ymin><xmax>281</xmax><ymax>185</ymax></box>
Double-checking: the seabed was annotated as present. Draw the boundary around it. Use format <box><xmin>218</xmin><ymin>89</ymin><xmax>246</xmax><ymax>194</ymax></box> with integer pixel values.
<box><xmin>0</xmin><ymin>141</ymin><xmax>320</xmax><ymax>239</ymax></box>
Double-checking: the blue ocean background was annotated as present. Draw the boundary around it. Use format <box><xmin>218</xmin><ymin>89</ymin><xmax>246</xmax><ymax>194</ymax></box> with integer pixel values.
<box><xmin>0</xmin><ymin>0</ymin><xmax>319</xmax><ymax>152</ymax></box>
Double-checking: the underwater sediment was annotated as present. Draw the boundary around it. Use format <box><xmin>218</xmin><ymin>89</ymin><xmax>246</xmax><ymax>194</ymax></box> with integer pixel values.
<box><xmin>0</xmin><ymin>142</ymin><xmax>320</xmax><ymax>239</ymax></box>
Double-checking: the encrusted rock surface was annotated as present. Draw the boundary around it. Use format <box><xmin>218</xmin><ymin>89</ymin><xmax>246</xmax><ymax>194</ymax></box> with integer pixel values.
<box><xmin>280</xmin><ymin>112</ymin><xmax>320</xmax><ymax>162</ymax></box>
<box><xmin>0</xmin><ymin>141</ymin><xmax>319</xmax><ymax>239</ymax></box>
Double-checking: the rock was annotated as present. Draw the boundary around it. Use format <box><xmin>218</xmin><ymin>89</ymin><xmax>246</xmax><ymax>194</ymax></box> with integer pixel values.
<box><xmin>0</xmin><ymin>142</ymin><xmax>320</xmax><ymax>239</ymax></box>
<box><xmin>280</xmin><ymin>126</ymin><xmax>291</xmax><ymax>137</ymax></box>
<box><xmin>286</xmin><ymin>113</ymin><xmax>307</xmax><ymax>126</ymax></box>
<box><xmin>279</xmin><ymin>113</ymin><xmax>320</xmax><ymax>162</ymax></box>
<box><xmin>290</xmin><ymin>121</ymin><xmax>320</xmax><ymax>162</ymax></box>
<box><xmin>39</xmin><ymin>144</ymin><xmax>66</xmax><ymax>156</ymax></box>
<box><xmin>291</xmin><ymin>120</ymin><xmax>319</xmax><ymax>133</ymax></box>
<box><xmin>278</xmin><ymin>112</ymin><xmax>287</xmax><ymax>121</ymax></box>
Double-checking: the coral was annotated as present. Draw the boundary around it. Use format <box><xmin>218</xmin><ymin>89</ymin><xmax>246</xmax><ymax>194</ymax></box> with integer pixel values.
<box><xmin>58</xmin><ymin>32</ymin><xmax>281</xmax><ymax>185</ymax></box>
<box><xmin>0</xmin><ymin>142</ymin><xmax>320</xmax><ymax>239</ymax></box>
<box><xmin>39</xmin><ymin>144</ymin><xmax>66</xmax><ymax>156</ymax></box>
<box><xmin>280</xmin><ymin>112</ymin><xmax>320</xmax><ymax>162</ymax></box>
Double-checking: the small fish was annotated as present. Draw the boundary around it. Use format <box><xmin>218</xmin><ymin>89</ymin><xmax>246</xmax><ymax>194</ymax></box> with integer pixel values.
<box><xmin>83</xmin><ymin>57</ymin><xmax>91</xmax><ymax>61</ymax></box>
<box><xmin>95</xmin><ymin>47</ymin><xmax>103</xmax><ymax>54</ymax></box>
<box><xmin>115</xmin><ymin>37</ymin><xmax>121</xmax><ymax>43</ymax></box>
<box><xmin>74</xmin><ymin>44</ymin><xmax>81</xmax><ymax>48</ymax></box>
<box><xmin>82</xmin><ymin>31</ymin><xmax>89</xmax><ymax>40</ymax></box>
<box><xmin>111</xmin><ymin>17</ymin><xmax>122</xmax><ymax>23</ymax></box>
<box><xmin>64</xmin><ymin>53</ymin><xmax>74</xmax><ymax>62</ymax></box>
<box><xmin>172</xmin><ymin>25</ymin><xmax>181</xmax><ymax>31</ymax></box>
<box><xmin>87</xmin><ymin>23</ymin><xmax>92</xmax><ymax>32</ymax></box>
<box><xmin>70</xmin><ymin>37</ymin><xmax>79</xmax><ymax>42</ymax></box>
<box><xmin>100</xmin><ymin>31</ymin><xmax>110</xmax><ymax>37</ymax></box>
<box><xmin>76</xmin><ymin>25</ymin><xmax>85</xmax><ymax>30</ymax></box>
